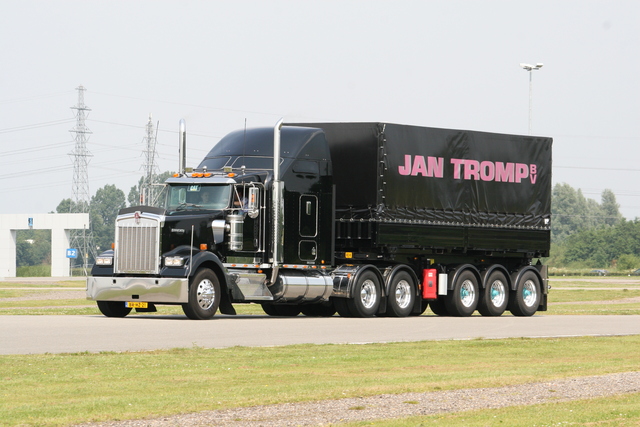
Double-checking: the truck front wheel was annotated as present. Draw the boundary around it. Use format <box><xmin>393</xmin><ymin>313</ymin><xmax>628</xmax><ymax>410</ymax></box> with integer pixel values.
<box><xmin>182</xmin><ymin>269</ymin><xmax>221</xmax><ymax>320</ymax></box>
<box><xmin>445</xmin><ymin>270</ymin><xmax>479</xmax><ymax>317</ymax></box>
<box><xmin>97</xmin><ymin>301</ymin><xmax>132</xmax><ymax>318</ymax></box>
<box><xmin>347</xmin><ymin>270</ymin><xmax>381</xmax><ymax>317</ymax></box>
<box><xmin>509</xmin><ymin>271</ymin><xmax>540</xmax><ymax>317</ymax></box>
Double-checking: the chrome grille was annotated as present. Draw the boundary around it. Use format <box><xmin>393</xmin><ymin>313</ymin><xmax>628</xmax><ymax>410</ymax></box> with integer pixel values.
<box><xmin>115</xmin><ymin>216</ymin><xmax>160</xmax><ymax>274</ymax></box>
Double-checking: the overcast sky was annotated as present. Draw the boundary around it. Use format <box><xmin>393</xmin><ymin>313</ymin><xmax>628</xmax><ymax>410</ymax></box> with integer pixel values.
<box><xmin>1</xmin><ymin>0</ymin><xmax>638</xmax><ymax>218</ymax></box>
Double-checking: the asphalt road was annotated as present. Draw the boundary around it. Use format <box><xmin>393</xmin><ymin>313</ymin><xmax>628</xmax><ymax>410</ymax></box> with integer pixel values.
<box><xmin>2</xmin><ymin>314</ymin><xmax>640</xmax><ymax>355</ymax></box>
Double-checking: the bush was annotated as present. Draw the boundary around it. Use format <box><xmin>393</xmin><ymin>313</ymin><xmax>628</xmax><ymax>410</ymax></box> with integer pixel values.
<box><xmin>616</xmin><ymin>254</ymin><xmax>640</xmax><ymax>271</ymax></box>
<box><xmin>16</xmin><ymin>264</ymin><xmax>51</xmax><ymax>277</ymax></box>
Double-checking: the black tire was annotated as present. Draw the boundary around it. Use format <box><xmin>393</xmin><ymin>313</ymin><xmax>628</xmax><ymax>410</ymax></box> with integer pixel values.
<box><xmin>182</xmin><ymin>269</ymin><xmax>221</xmax><ymax>320</ymax></box>
<box><xmin>261</xmin><ymin>303</ymin><xmax>301</xmax><ymax>317</ymax></box>
<box><xmin>385</xmin><ymin>271</ymin><xmax>415</xmax><ymax>317</ymax></box>
<box><xmin>347</xmin><ymin>270</ymin><xmax>381</xmax><ymax>317</ymax></box>
<box><xmin>509</xmin><ymin>271</ymin><xmax>541</xmax><ymax>317</ymax></box>
<box><xmin>333</xmin><ymin>297</ymin><xmax>353</xmax><ymax>317</ymax></box>
<box><xmin>478</xmin><ymin>271</ymin><xmax>509</xmax><ymax>317</ymax></box>
<box><xmin>410</xmin><ymin>300</ymin><xmax>429</xmax><ymax>316</ymax></box>
<box><xmin>97</xmin><ymin>301</ymin><xmax>132</xmax><ymax>318</ymax></box>
<box><xmin>428</xmin><ymin>298</ymin><xmax>450</xmax><ymax>316</ymax></box>
<box><xmin>445</xmin><ymin>270</ymin><xmax>479</xmax><ymax>317</ymax></box>
<box><xmin>300</xmin><ymin>301</ymin><xmax>336</xmax><ymax>317</ymax></box>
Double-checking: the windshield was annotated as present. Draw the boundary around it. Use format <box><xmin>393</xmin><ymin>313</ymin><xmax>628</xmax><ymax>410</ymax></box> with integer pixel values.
<box><xmin>162</xmin><ymin>184</ymin><xmax>231</xmax><ymax>211</ymax></box>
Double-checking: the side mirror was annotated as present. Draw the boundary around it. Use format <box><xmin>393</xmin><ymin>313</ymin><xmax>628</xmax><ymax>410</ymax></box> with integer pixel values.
<box><xmin>247</xmin><ymin>187</ymin><xmax>260</xmax><ymax>219</ymax></box>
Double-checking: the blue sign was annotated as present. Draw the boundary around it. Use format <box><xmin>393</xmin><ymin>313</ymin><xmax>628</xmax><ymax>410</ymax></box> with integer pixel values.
<box><xmin>66</xmin><ymin>248</ymin><xmax>78</xmax><ymax>259</ymax></box>
<box><xmin>28</xmin><ymin>217</ymin><xmax>33</xmax><ymax>227</ymax></box>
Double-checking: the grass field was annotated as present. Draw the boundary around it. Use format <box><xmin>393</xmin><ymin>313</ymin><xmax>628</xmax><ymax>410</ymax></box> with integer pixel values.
<box><xmin>1</xmin><ymin>336</ymin><xmax>640</xmax><ymax>426</ymax></box>
<box><xmin>1</xmin><ymin>276</ymin><xmax>640</xmax><ymax>426</ymax></box>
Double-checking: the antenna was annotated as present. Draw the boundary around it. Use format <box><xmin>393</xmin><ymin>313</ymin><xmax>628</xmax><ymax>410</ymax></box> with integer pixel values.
<box><xmin>68</xmin><ymin>85</ymin><xmax>96</xmax><ymax>276</ymax></box>
<box><xmin>241</xmin><ymin>118</ymin><xmax>247</xmax><ymax>170</ymax></box>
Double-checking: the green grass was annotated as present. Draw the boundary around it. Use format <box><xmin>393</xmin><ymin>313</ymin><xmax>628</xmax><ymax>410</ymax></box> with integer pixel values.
<box><xmin>0</xmin><ymin>280</ymin><xmax>84</xmax><ymax>288</ymax></box>
<box><xmin>549</xmin><ymin>277</ymin><xmax>640</xmax><ymax>288</ymax></box>
<box><xmin>1</xmin><ymin>335</ymin><xmax>640</xmax><ymax>426</ymax></box>
<box><xmin>342</xmin><ymin>392</ymin><xmax>640</xmax><ymax>426</ymax></box>
<box><xmin>549</xmin><ymin>288</ymin><xmax>640</xmax><ymax>302</ymax></box>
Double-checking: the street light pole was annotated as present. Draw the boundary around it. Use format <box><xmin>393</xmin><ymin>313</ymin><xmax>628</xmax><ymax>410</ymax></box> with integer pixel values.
<box><xmin>520</xmin><ymin>62</ymin><xmax>543</xmax><ymax>134</ymax></box>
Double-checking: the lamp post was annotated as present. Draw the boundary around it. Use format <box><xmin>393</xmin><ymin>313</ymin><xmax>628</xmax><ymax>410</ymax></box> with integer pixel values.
<box><xmin>520</xmin><ymin>62</ymin><xmax>543</xmax><ymax>134</ymax></box>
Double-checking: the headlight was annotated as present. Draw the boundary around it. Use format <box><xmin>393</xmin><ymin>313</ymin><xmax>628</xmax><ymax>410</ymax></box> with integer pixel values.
<box><xmin>95</xmin><ymin>257</ymin><xmax>113</xmax><ymax>266</ymax></box>
<box><xmin>164</xmin><ymin>256</ymin><xmax>185</xmax><ymax>267</ymax></box>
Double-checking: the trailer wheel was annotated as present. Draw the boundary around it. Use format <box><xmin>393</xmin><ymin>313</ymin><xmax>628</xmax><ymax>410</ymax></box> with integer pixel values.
<box><xmin>182</xmin><ymin>269</ymin><xmax>221</xmax><ymax>320</ymax></box>
<box><xmin>333</xmin><ymin>297</ymin><xmax>353</xmax><ymax>317</ymax></box>
<box><xmin>445</xmin><ymin>270</ymin><xmax>479</xmax><ymax>317</ymax></box>
<box><xmin>478</xmin><ymin>271</ymin><xmax>509</xmax><ymax>316</ymax></box>
<box><xmin>385</xmin><ymin>271</ymin><xmax>415</xmax><ymax>317</ymax></box>
<box><xmin>428</xmin><ymin>298</ymin><xmax>449</xmax><ymax>316</ymax></box>
<box><xmin>97</xmin><ymin>301</ymin><xmax>132</xmax><ymax>318</ymax></box>
<box><xmin>261</xmin><ymin>303</ymin><xmax>301</xmax><ymax>317</ymax></box>
<box><xmin>301</xmin><ymin>301</ymin><xmax>336</xmax><ymax>317</ymax></box>
<box><xmin>347</xmin><ymin>270</ymin><xmax>381</xmax><ymax>317</ymax></box>
<box><xmin>509</xmin><ymin>271</ymin><xmax>540</xmax><ymax>317</ymax></box>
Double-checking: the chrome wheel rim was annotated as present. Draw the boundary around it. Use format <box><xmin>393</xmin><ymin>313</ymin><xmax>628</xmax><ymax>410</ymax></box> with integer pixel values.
<box><xmin>460</xmin><ymin>280</ymin><xmax>476</xmax><ymax>308</ymax></box>
<box><xmin>395</xmin><ymin>279</ymin><xmax>412</xmax><ymax>309</ymax></box>
<box><xmin>522</xmin><ymin>280</ymin><xmax>538</xmax><ymax>307</ymax></box>
<box><xmin>490</xmin><ymin>280</ymin><xmax>506</xmax><ymax>308</ymax></box>
<box><xmin>196</xmin><ymin>279</ymin><xmax>215</xmax><ymax>310</ymax></box>
<box><xmin>360</xmin><ymin>279</ymin><xmax>377</xmax><ymax>309</ymax></box>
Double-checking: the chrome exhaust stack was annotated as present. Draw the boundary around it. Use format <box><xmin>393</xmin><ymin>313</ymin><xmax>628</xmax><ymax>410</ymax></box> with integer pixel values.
<box><xmin>270</xmin><ymin>118</ymin><xmax>285</xmax><ymax>285</ymax></box>
<box><xmin>179</xmin><ymin>119</ymin><xmax>187</xmax><ymax>174</ymax></box>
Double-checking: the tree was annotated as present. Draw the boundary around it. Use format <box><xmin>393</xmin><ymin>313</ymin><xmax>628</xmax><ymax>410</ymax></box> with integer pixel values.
<box><xmin>15</xmin><ymin>230</ymin><xmax>51</xmax><ymax>267</ymax></box>
<box><xmin>551</xmin><ymin>183</ymin><xmax>621</xmax><ymax>243</ymax></box>
<box><xmin>91</xmin><ymin>184</ymin><xmax>126</xmax><ymax>252</ymax></box>
<box><xmin>552</xmin><ymin>183</ymin><xmax>594</xmax><ymax>241</ymax></box>
<box><xmin>128</xmin><ymin>170</ymin><xmax>174</xmax><ymax>207</ymax></box>
<box><xmin>600</xmin><ymin>189</ymin><xmax>623</xmax><ymax>226</ymax></box>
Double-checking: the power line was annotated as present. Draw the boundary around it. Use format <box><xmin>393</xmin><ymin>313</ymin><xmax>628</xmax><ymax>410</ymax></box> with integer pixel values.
<box><xmin>0</xmin><ymin>90</ymin><xmax>74</xmax><ymax>105</ymax></box>
<box><xmin>0</xmin><ymin>118</ymin><xmax>75</xmax><ymax>134</ymax></box>
<box><xmin>90</xmin><ymin>90</ymin><xmax>284</xmax><ymax>118</ymax></box>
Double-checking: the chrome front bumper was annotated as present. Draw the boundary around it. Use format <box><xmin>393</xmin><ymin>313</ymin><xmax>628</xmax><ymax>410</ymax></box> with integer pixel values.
<box><xmin>87</xmin><ymin>277</ymin><xmax>189</xmax><ymax>303</ymax></box>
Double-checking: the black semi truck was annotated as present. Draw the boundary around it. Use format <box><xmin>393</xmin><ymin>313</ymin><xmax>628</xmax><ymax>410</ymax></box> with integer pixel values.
<box><xmin>87</xmin><ymin>120</ymin><xmax>552</xmax><ymax>319</ymax></box>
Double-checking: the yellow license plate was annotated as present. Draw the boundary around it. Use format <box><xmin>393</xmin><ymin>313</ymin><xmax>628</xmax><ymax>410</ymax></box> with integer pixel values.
<box><xmin>126</xmin><ymin>301</ymin><xmax>148</xmax><ymax>309</ymax></box>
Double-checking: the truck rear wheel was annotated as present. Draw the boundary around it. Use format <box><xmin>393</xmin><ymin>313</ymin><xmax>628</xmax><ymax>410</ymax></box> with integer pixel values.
<box><xmin>261</xmin><ymin>303</ymin><xmax>301</xmax><ymax>316</ymax></box>
<box><xmin>300</xmin><ymin>301</ymin><xmax>336</xmax><ymax>317</ymax></box>
<box><xmin>478</xmin><ymin>271</ymin><xmax>509</xmax><ymax>316</ymax></box>
<box><xmin>182</xmin><ymin>269</ymin><xmax>221</xmax><ymax>320</ymax></box>
<box><xmin>347</xmin><ymin>270</ymin><xmax>381</xmax><ymax>317</ymax></box>
<box><xmin>509</xmin><ymin>271</ymin><xmax>540</xmax><ymax>317</ymax></box>
<box><xmin>97</xmin><ymin>301</ymin><xmax>132</xmax><ymax>318</ymax></box>
<box><xmin>385</xmin><ymin>271</ymin><xmax>415</xmax><ymax>317</ymax></box>
<box><xmin>333</xmin><ymin>297</ymin><xmax>353</xmax><ymax>317</ymax></box>
<box><xmin>445</xmin><ymin>270</ymin><xmax>479</xmax><ymax>317</ymax></box>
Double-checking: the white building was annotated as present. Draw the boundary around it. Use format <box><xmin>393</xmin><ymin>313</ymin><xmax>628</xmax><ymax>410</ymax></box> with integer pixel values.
<box><xmin>0</xmin><ymin>213</ymin><xmax>90</xmax><ymax>278</ymax></box>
